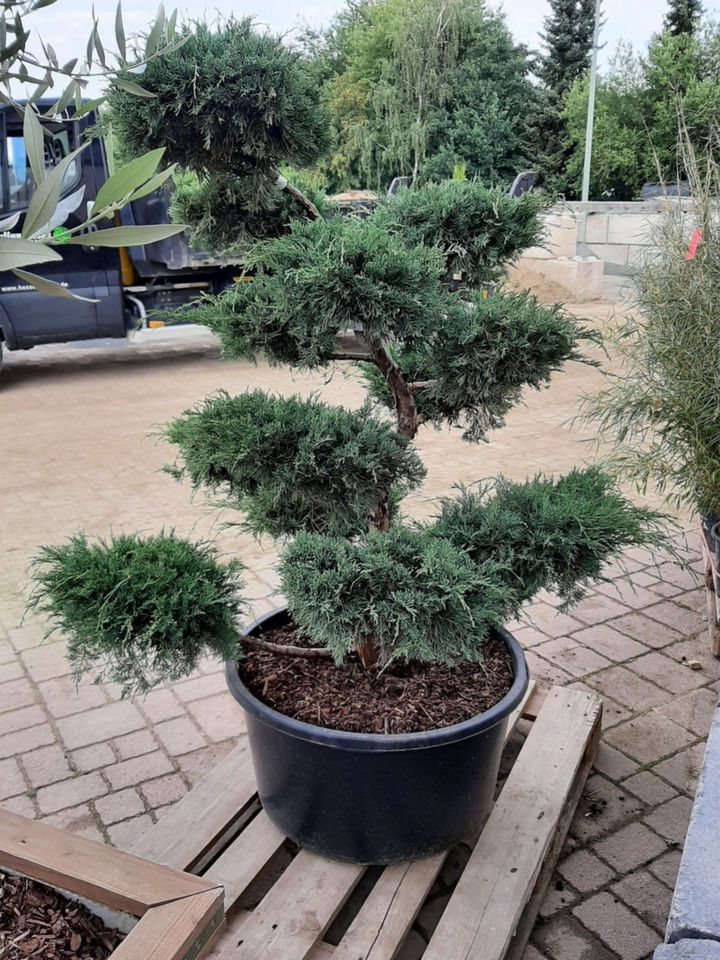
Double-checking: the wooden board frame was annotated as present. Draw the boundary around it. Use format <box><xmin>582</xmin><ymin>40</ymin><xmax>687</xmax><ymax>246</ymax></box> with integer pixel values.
<box><xmin>0</xmin><ymin>809</ymin><xmax>225</xmax><ymax>960</ymax></box>
<box><xmin>129</xmin><ymin>682</ymin><xmax>601</xmax><ymax>960</ymax></box>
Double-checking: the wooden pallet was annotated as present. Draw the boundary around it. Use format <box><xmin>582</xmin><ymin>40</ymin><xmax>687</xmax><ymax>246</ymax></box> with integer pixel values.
<box><xmin>0</xmin><ymin>809</ymin><xmax>224</xmax><ymax>960</ymax></box>
<box><xmin>130</xmin><ymin>684</ymin><xmax>602</xmax><ymax>960</ymax></box>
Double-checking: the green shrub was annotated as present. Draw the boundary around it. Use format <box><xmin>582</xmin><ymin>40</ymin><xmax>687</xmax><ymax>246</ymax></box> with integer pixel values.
<box><xmin>182</xmin><ymin>216</ymin><xmax>445</xmax><ymax>363</ymax></box>
<box><xmin>165</xmin><ymin>391</ymin><xmax>426</xmax><ymax>537</ymax></box>
<box><xmin>106</xmin><ymin>18</ymin><xmax>329</xmax><ymax>177</ymax></box>
<box><xmin>169</xmin><ymin>167</ymin><xmax>336</xmax><ymax>256</ymax></box>
<box><xmin>433</xmin><ymin>468</ymin><xmax>669</xmax><ymax>609</ymax></box>
<box><xmin>29</xmin><ymin>534</ymin><xmax>244</xmax><ymax>695</ymax></box>
<box><xmin>374</xmin><ymin>181</ymin><xmax>548</xmax><ymax>286</ymax></box>
<box><xmin>280</xmin><ymin>527</ymin><xmax>510</xmax><ymax>666</ymax></box>
<box><xmin>363</xmin><ymin>292</ymin><xmax>593</xmax><ymax>441</ymax></box>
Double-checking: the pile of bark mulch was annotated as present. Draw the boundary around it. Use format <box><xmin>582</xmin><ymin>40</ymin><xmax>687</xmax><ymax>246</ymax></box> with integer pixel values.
<box><xmin>0</xmin><ymin>870</ymin><xmax>125</xmax><ymax>959</ymax></box>
<box><xmin>239</xmin><ymin>625</ymin><xmax>514</xmax><ymax>735</ymax></box>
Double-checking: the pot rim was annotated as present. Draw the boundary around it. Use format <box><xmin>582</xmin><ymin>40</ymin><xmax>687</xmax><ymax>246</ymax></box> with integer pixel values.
<box><xmin>225</xmin><ymin>606</ymin><xmax>529</xmax><ymax>752</ymax></box>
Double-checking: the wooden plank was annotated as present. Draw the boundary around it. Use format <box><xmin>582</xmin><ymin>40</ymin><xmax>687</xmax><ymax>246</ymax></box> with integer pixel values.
<box><xmin>203</xmin><ymin>810</ymin><xmax>287</xmax><ymax>911</ymax></box>
<box><xmin>110</xmin><ymin>889</ymin><xmax>225</xmax><ymax>960</ymax></box>
<box><xmin>521</xmin><ymin>684</ymin><xmax>548</xmax><ymax>721</ymax></box>
<box><xmin>213</xmin><ymin>852</ymin><xmax>365</xmax><ymax>960</ymax></box>
<box><xmin>504</xmin><ymin>696</ymin><xmax>600</xmax><ymax>960</ymax></box>
<box><xmin>422</xmin><ymin>687</ymin><xmax>602</xmax><ymax>960</ymax></box>
<box><xmin>130</xmin><ymin>742</ymin><xmax>258</xmax><ymax>872</ymax></box>
<box><xmin>319</xmin><ymin>681</ymin><xmax>537</xmax><ymax>960</ymax></box>
<box><xmin>0</xmin><ymin>810</ymin><xmax>217</xmax><ymax>916</ymax></box>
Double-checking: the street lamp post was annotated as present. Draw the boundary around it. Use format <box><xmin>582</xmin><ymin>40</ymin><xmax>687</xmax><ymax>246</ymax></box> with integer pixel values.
<box><xmin>581</xmin><ymin>0</ymin><xmax>603</xmax><ymax>202</ymax></box>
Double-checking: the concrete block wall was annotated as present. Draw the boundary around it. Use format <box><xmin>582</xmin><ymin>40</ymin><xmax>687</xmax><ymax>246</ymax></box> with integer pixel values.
<box><xmin>653</xmin><ymin>699</ymin><xmax>720</xmax><ymax>959</ymax></box>
<box><xmin>512</xmin><ymin>212</ymin><xmax>604</xmax><ymax>302</ymax></box>
<box><xmin>566</xmin><ymin>200</ymin><xmax>695</xmax><ymax>275</ymax></box>
<box><xmin>511</xmin><ymin>199</ymin><xmax>696</xmax><ymax>299</ymax></box>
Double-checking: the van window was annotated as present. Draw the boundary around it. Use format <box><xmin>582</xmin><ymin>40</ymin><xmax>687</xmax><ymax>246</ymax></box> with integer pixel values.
<box><xmin>5</xmin><ymin>128</ymin><xmax>80</xmax><ymax>212</ymax></box>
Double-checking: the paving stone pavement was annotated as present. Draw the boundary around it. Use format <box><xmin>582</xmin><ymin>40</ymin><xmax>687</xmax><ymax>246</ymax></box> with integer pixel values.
<box><xmin>0</xmin><ymin>316</ymin><xmax>716</xmax><ymax>960</ymax></box>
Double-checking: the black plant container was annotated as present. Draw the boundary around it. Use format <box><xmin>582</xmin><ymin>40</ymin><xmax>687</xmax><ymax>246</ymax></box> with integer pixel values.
<box><xmin>701</xmin><ymin>513</ymin><xmax>720</xmax><ymax>594</ymax></box>
<box><xmin>226</xmin><ymin>608</ymin><xmax>529</xmax><ymax>864</ymax></box>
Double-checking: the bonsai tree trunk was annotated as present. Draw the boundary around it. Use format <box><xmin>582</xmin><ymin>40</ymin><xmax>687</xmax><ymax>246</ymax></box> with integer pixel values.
<box><xmin>358</xmin><ymin>340</ymin><xmax>421</xmax><ymax>668</ymax></box>
<box><xmin>270</xmin><ymin>168</ymin><xmax>322</xmax><ymax>221</ymax></box>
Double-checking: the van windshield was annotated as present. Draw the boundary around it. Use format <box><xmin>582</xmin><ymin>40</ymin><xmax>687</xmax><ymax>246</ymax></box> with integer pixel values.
<box><xmin>4</xmin><ymin>129</ymin><xmax>80</xmax><ymax>213</ymax></box>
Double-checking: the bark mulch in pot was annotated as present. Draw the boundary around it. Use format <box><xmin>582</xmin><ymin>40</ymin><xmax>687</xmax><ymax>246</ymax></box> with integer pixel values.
<box><xmin>239</xmin><ymin>624</ymin><xmax>514</xmax><ymax>734</ymax></box>
<box><xmin>0</xmin><ymin>869</ymin><xmax>125</xmax><ymax>959</ymax></box>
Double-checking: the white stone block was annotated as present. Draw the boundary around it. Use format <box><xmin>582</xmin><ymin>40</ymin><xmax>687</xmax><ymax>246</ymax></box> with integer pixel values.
<box><xmin>584</xmin><ymin>243</ymin><xmax>630</xmax><ymax>267</ymax></box>
<box><xmin>511</xmin><ymin>255</ymin><xmax>604</xmax><ymax>302</ymax></box>
<box><xmin>585</xmin><ymin>213</ymin><xmax>609</xmax><ymax>243</ymax></box>
<box><xmin>525</xmin><ymin>215</ymin><xmax>578</xmax><ymax>260</ymax></box>
<box><xmin>607</xmin><ymin>213</ymin><xmax>657</xmax><ymax>244</ymax></box>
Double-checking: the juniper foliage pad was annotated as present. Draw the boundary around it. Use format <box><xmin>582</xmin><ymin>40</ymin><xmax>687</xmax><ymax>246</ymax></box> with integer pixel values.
<box><xmin>165</xmin><ymin>391</ymin><xmax>426</xmax><ymax>537</ymax></box>
<box><xmin>375</xmin><ymin>181</ymin><xmax>548</xmax><ymax>286</ymax></box>
<box><xmin>182</xmin><ymin>216</ymin><xmax>445</xmax><ymax>363</ymax></box>
<box><xmin>363</xmin><ymin>292</ymin><xmax>593</xmax><ymax>441</ymax></box>
<box><xmin>106</xmin><ymin>18</ymin><xmax>329</xmax><ymax>176</ymax></box>
<box><xmin>279</xmin><ymin>468</ymin><xmax>667</xmax><ymax>666</ymax></box>
<box><xmin>169</xmin><ymin>168</ymin><xmax>335</xmax><ymax>255</ymax></box>
<box><xmin>280</xmin><ymin>528</ymin><xmax>511</xmax><ymax>666</ymax></box>
<box><xmin>30</xmin><ymin>534</ymin><xmax>244</xmax><ymax>696</ymax></box>
<box><xmin>433</xmin><ymin>468</ymin><xmax>670</xmax><ymax>610</ymax></box>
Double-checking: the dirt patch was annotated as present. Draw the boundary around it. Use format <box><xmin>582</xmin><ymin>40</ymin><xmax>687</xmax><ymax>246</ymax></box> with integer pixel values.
<box><xmin>0</xmin><ymin>870</ymin><xmax>125</xmax><ymax>959</ymax></box>
<box><xmin>506</xmin><ymin>263</ymin><xmax>575</xmax><ymax>304</ymax></box>
<box><xmin>238</xmin><ymin>624</ymin><xmax>515</xmax><ymax>735</ymax></box>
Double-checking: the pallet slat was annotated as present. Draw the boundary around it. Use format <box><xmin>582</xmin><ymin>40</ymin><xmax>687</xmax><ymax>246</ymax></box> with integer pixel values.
<box><xmin>320</xmin><ymin>681</ymin><xmax>537</xmax><ymax>960</ymax></box>
<box><xmin>215</xmin><ymin>853</ymin><xmax>365</xmax><ymax>960</ymax></box>
<box><xmin>204</xmin><ymin>811</ymin><xmax>287</xmax><ymax>911</ymax></box>
<box><xmin>422</xmin><ymin>687</ymin><xmax>602</xmax><ymax>960</ymax></box>
<box><xmin>130</xmin><ymin>742</ymin><xmax>257</xmax><ymax>872</ymax></box>
<box><xmin>0</xmin><ymin>810</ymin><xmax>216</xmax><ymax>916</ymax></box>
<box><xmin>110</xmin><ymin>889</ymin><xmax>225</xmax><ymax>960</ymax></box>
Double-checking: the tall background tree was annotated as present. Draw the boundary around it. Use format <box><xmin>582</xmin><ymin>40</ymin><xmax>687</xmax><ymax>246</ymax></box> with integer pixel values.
<box><xmin>300</xmin><ymin>0</ymin><xmax>532</xmax><ymax>191</ymax></box>
<box><xmin>665</xmin><ymin>0</ymin><xmax>704</xmax><ymax>36</ymax></box>
<box><xmin>527</xmin><ymin>0</ymin><xmax>598</xmax><ymax>196</ymax></box>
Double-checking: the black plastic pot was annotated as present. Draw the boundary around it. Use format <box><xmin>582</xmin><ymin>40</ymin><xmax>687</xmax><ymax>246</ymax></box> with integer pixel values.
<box><xmin>701</xmin><ymin>513</ymin><xmax>720</xmax><ymax>594</ymax></box>
<box><xmin>226</xmin><ymin>608</ymin><xmax>529</xmax><ymax>864</ymax></box>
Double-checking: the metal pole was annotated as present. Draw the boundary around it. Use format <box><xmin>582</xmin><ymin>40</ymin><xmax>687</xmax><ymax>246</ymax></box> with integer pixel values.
<box><xmin>581</xmin><ymin>0</ymin><xmax>603</xmax><ymax>202</ymax></box>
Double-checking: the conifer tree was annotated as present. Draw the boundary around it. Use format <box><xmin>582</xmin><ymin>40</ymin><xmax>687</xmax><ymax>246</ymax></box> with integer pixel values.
<box><xmin>665</xmin><ymin>0</ymin><xmax>703</xmax><ymax>36</ymax></box>
<box><xmin>31</xmin><ymin>17</ymin><xmax>666</xmax><ymax>693</ymax></box>
<box><xmin>530</xmin><ymin>0</ymin><xmax>599</xmax><ymax>195</ymax></box>
<box><xmin>539</xmin><ymin>0</ymin><xmax>597</xmax><ymax>96</ymax></box>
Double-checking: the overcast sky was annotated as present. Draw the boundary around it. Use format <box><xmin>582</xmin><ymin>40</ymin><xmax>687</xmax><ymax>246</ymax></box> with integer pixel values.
<box><xmin>27</xmin><ymin>0</ymin><xmax>720</xmax><ymax>96</ymax></box>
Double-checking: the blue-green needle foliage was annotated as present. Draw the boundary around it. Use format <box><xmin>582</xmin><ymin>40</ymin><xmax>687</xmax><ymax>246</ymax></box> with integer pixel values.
<box><xmin>181</xmin><ymin>216</ymin><xmax>445</xmax><ymax>365</ymax></box>
<box><xmin>374</xmin><ymin>181</ymin><xmax>548</xmax><ymax>287</ymax></box>
<box><xmin>363</xmin><ymin>292</ymin><xmax>594</xmax><ymax>442</ymax></box>
<box><xmin>164</xmin><ymin>391</ymin><xmax>426</xmax><ymax>538</ymax></box>
<box><xmin>280</xmin><ymin>527</ymin><xmax>511</xmax><ymax>666</ymax></box>
<box><xmin>433</xmin><ymin>468</ymin><xmax>669</xmax><ymax>610</ymax></box>
<box><xmin>29</xmin><ymin>533</ymin><xmax>244</xmax><ymax>696</ymax></box>
<box><xmin>169</xmin><ymin>168</ymin><xmax>336</xmax><ymax>255</ymax></box>
<box><xmin>279</xmin><ymin>468</ymin><xmax>667</xmax><ymax>665</ymax></box>
<box><xmin>107</xmin><ymin>18</ymin><xmax>328</xmax><ymax>176</ymax></box>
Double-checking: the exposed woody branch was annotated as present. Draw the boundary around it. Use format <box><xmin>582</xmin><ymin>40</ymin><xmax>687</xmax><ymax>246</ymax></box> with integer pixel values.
<box><xmin>367</xmin><ymin>338</ymin><xmax>419</xmax><ymax>441</ymax></box>
<box><xmin>270</xmin><ymin>168</ymin><xmax>321</xmax><ymax>221</ymax></box>
<box><xmin>241</xmin><ymin>633</ymin><xmax>332</xmax><ymax>659</ymax></box>
<box><xmin>408</xmin><ymin>380</ymin><xmax>437</xmax><ymax>393</ymax></box>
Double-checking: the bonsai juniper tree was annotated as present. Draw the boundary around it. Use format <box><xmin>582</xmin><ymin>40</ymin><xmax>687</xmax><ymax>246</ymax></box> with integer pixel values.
<box><xmin>31</xmin><ymin>17</ymin><xmax>667</xmax><ymax>692</ymax></box>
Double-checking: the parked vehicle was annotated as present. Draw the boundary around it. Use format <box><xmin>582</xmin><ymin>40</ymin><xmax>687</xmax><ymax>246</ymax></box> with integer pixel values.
<box><xmin>0</xmin><ymin>103</ymin><xmax>236</xmax><ymax>369</ymax></box>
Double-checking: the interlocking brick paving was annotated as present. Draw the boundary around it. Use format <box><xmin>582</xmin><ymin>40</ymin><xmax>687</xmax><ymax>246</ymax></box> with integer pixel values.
<box><xmin>0</xmin><ymin>316</ymin><xmax>716</xmax><ymax>959</ymax></box>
